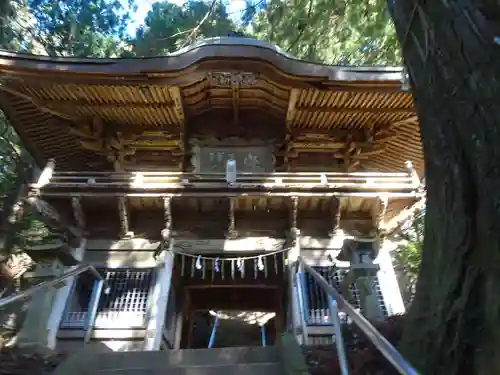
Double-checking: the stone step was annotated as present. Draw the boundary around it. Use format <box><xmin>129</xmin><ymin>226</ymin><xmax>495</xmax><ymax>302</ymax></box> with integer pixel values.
<box><xmin>98</xmin><ymin>363</ymin><xmax>283</xmax><ymax>375</ymax></box>
<box><xmin>97</xmin><ymin>347</ymin><xmax>280</xmax><ymax>370</ymax></box>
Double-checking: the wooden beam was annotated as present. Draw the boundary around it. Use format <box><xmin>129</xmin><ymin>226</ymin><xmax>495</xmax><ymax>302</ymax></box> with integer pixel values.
<box><xmin>39</xmin><ymin>191</ymin><xmax>420</xmax><ymax>198</ymax></box>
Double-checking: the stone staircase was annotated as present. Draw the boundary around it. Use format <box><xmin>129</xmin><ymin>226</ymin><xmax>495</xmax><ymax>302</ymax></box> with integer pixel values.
<box><xmin>55</xmin><ymin>346</ymin><xmax>289</xmax><ymax>375</ymax></box>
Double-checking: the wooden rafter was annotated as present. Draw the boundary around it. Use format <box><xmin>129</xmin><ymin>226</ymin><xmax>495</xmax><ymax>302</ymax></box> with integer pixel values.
<box><xmin>296</xmin><ymin>106</ymin><xmax>415</xmax><ymax>114</ymax></box>
<box><xmin>286</xmin><ymin>88</ymin><xmax>300</xmax><ymax>131</ymax></box>
<box><xmin>38</xmin><ymin>99</ymin><xmax>177</xmax><ymax>110</ymax></box>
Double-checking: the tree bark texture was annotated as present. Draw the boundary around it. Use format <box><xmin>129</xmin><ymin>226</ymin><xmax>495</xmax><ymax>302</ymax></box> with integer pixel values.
<box><xmin>388</xmin><ymin>1</ymin><xmax>500</xmax><ymax>374</ymax></box>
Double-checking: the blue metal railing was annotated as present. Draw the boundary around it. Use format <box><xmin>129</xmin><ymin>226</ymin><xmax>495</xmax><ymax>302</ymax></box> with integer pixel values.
<box><xmin>0</xmin><ymin>263</ymin><xmax>110</xmax><ymax>344</ymax></box>
<box><xmin>0</xmin><ymin>264</ymin><xmax>110</xmax><ymax>309</ymax></box>
<box><xmin>293</xmin><ymin>257</ymin><xmax>420</xmax><ymax>375</ymax></box>
<box><xmin>302</xmin><ymin>266</ymin><xmax>388</xmax><ymax>326</ymax></box>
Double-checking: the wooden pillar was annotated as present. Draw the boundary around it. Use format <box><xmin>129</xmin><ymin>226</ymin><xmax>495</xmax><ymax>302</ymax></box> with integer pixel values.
<box><xmin>180</xmin><ymin>289</ymin><xmax>191</xmax><ymax>349</ymax></box>
<box><xmin>117</xmin><ymin>196</ymin><xmax>130</xmax><ymax>238</ymax></box>
<box><xmin>33</xmin><ymin>158</ymin><xmax>55</xmax><ymax>189</ymax></box>
<box><xmin>287</xmin><ymin>196</ymin><xmax>301</xmax><ymax>337</ymax></box>
<box><xmin>274</xmin><ymin>288</ymin><xmax>285</xmax><ymax>343</ymax></box>
<box><xmin>144</xmin><ymin>243</ymin><xmax>175</xmax><ymax>350</ymax></box>
<box><xmin>71</xmin><ymin>197</ymin><xmax>86</xmax><ymax>231</ymax></box>
<box><xmin>227</xmin><ymin>197</ymin><xmax>238</xmax><ymax>238</ymax></box>
<box><xmin>332</xmin><ymin>197</ymin><xmax>341</xmax><ymax>235</ymax></box>
<box><xmin>405</xmin><ymin>160</ymin><xmax>420</xmax><ymax>187</ymax></box>
<box><xmin>186</xmin><ymin>294</ymin><xmax>195</xmax><ymax>349</ymax></box>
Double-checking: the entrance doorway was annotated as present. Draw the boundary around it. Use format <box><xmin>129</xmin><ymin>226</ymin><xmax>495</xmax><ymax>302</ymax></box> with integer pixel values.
<box><xmin>207</xmin><ymin>310</ymin><xmax>276</xmax><ymax>348</ymax></box>
<box><xmin>180</xmin><ymin>287</ymin><xmax>285</xmax><ymax>349</ymax></box>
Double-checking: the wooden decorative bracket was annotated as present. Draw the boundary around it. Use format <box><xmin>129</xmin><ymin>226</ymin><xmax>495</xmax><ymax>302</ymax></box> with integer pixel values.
<box><xmin>285</xmin><ymin>127</ymin><xmax>395</xmax><ymax>171</ymax></box>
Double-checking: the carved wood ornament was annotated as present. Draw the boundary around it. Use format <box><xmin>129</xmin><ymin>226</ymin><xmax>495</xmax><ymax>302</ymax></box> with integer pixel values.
<box><xmin>285</xmin><ymin>126</ymin><xmax>397</xmax><ymax>171</ymax></box>
<box><xmin>71</xmin><ymin>117</ymin><xmax>184</xmax><ymax>170</ymax></box>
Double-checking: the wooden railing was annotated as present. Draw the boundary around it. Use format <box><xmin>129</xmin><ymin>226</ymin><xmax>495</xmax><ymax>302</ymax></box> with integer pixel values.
<box><xmin>30</xmin><ymin>160</ymin><xmax>421</xmax><ymax>198</ymax></box>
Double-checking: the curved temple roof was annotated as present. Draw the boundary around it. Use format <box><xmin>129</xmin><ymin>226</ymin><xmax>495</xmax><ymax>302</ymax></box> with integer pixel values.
<box><xmin>0</xmin><ymin>37</ymin><xmax>405</xmax><ymax>84</ymax></box>
<box><xmin>0</xmin><ymin>37</ymin><xmax>422</xmax><ymax>179</ymax></box>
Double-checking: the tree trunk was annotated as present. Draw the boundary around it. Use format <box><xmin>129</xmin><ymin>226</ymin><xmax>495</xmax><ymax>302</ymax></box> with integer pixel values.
<box><xmin>388</xmin><ymin>1</ymin><xmax>500</xmax><ymax>374</ymax></box>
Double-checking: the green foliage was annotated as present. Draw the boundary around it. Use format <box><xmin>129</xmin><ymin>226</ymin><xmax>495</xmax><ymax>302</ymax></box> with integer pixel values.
<box><xmin>133</xmin><ymin>0</ymin><xmax>237</xmax><ymax>57</ymax></box>
<box><xmin>27</xmin><ymin>0</ymin><xmax>132</xmax><ymax>57</ymax></box>
<box><xmin>248</xmin><ymin>0</ymin><xmax>401</xmax><ymax>65</ymax></box>
<box><xmin>393</xmin><ymin>210</ymin><xmax>424</xmax><ymax>303</ymax></box>
<box><xmin>0</xmin><ymin>113</ymin><xmax>52</xmax><ymax>257</ymax></box>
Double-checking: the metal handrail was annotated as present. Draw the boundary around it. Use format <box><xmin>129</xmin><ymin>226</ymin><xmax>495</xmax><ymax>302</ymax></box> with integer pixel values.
<box><xmin>0</xmin><ymin>263</ymin><xmax>110</xmax><ymax>309</ymax></box>
<box><xmin>296</xmin><ymin>257</ymin><xmax>420</xmax><ymax>375</ymax></box>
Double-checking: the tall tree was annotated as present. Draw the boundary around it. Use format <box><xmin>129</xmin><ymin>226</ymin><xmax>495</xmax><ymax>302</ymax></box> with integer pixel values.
<box><xmin>388</xmin><ymin>1</ymin><xmax>500</xmax><ymax>374</ymax></box>
<box><xmin>26</xmin><ymin>0</ymin><xmax>132</xmax><ymax>57</ymax></box>
<box><xmin>133</xmin><ymin>0</ymin><xmax>236</xmax><ymax>57</ymax></box>
<box><xmin>248</xmin><ymin>0</ymin><xmax>401</xmax><ymax>64</ymax></box>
